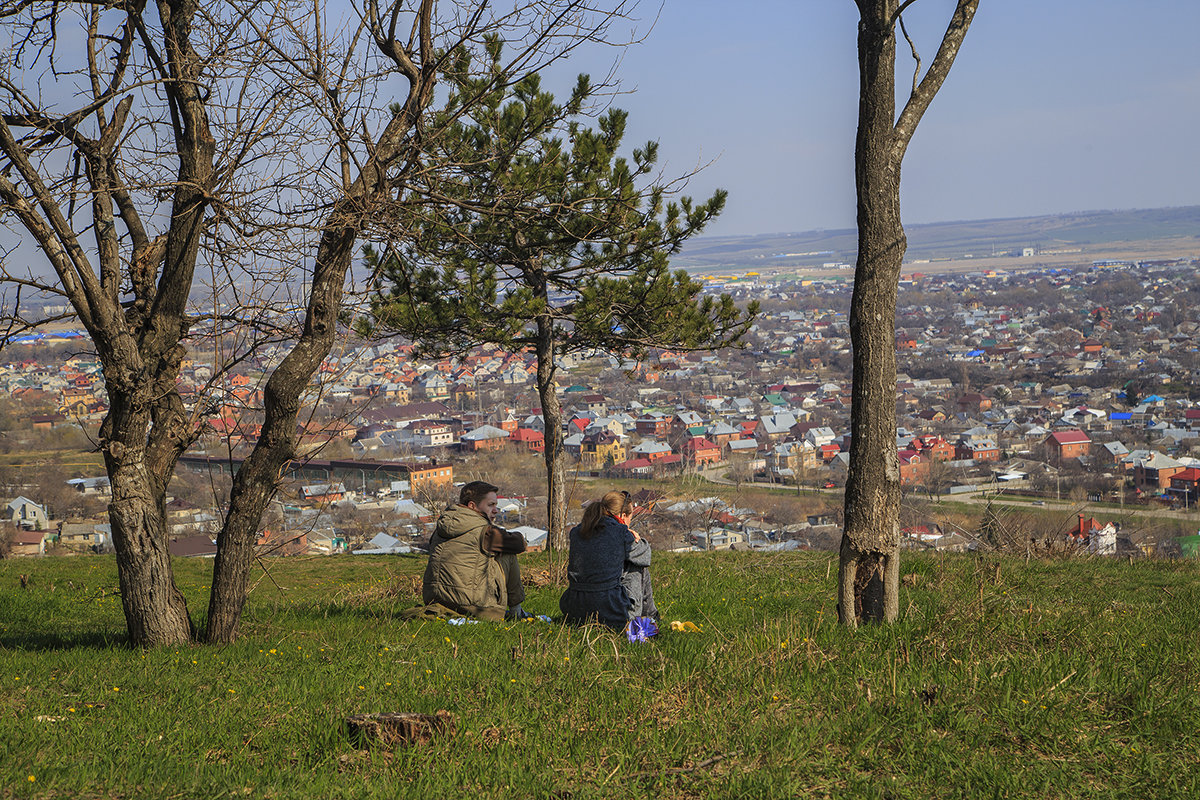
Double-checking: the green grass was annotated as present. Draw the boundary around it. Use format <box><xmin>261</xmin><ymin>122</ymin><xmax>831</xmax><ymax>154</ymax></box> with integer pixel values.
<box><xmin>2</xmin><ymin>551</ymin><xmax>1198</xmax><ymax>799</ymax></box>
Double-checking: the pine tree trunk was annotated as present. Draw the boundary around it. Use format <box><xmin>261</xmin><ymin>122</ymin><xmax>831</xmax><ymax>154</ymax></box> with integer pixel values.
<box><xmin>534</xmin><ymin>315</ymin><xmax>568</xmax><ymax>553</ymax></box>
<box><xmin>839</xmin><ymin>4</ymin><xmax>904</xmax><ymax>628</ymax></box>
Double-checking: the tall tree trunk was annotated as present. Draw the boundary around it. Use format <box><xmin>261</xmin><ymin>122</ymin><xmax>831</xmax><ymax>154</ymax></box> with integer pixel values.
<box><xmin>840</xmin><ymin>7</ymin><xmax>903</xmax><ymax>627</ymax></box>
<box><xmin>204</xmin><ymin>228</ymin><xmax>357</xmax><ymax>643</ymax></box>
<box><xmin>838</xmin><ymin>0</ymin><xmax>979</xmax><ymax>628</ymax></box>
<box><xmin>102</xmin><ymin>394</ymin><xmax>195</xmax><ymax>645</ymax></box>
<box><xmin>535</xmin><ymin>313</ymin><xmax>568</xmax><ymax>553</ymax></box>
<box><xmin>91</xmin><ymin>0</ymin><xmax>216</xmax><ymax>647</ymax></box>
<box><xmin>202</xmin><ymin>4</ymin><xmax>439</xmax><ymax>642</ymax></box>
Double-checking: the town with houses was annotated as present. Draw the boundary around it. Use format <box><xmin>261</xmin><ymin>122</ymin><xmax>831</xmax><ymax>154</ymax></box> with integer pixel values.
<box><xmin>5</xmin><ymin>257</ymin><xmax>1200</xmax><ymax>562</ymax></box>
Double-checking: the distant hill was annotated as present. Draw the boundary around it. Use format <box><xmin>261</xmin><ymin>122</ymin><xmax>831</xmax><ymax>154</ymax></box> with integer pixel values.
<box><xmin>675</xmin><ymin>206</ymin><xmax>1200</xmax><ymax>272</ymax></box>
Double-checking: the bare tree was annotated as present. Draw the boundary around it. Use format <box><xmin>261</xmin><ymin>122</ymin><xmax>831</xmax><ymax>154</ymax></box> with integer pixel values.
<box><xmin>839</xmin><ymin>0</ymin><xmax>979</xmax><ymax>627</ymax></box>
<box><xmin>0</xmin><ymin>0</ymin><xmax>632</xmax><ymax>645</ymax></box>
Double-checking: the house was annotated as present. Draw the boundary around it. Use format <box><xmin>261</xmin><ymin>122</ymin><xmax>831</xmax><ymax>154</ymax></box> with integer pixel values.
<box><xmin>955</xmin><ymin>438</ymin><xmax>1001</xmax><ymax>462</ymax></box>
<box><xmin>394</xmin><ymin>462</ymin><xmax>455</xmax><ymax>493</ymax></box>
<box><xmin>509</xmin><ymin>427</ymin><xmax>545</xmax><ymax>454</ymax></box>
<box><xmin>1068</xmin><ymin>514</ymin><xmax>1117</xmax><ymax>556</ymax></box>
<box><xmin>1131</xmin><ymin>451</ymin><xmax>1184</xmax><ymax>492</ymax></box>
<box><xmin>898</xmin><ymin>449</ymin><xmax>930</xmax><ymax>485</ymax></box>
<box><xmin>299</xmin><ymin>483</ymin><xmax>346</xmax><ymax>503</ymax></box>
<box><xmin>67</xmin><ymin>476</ymin><xmax>112</xmax><ymax>496</ymax></box>
<box><xmin>8</xmin><ymin>529</ymin><xmax>46</xmax><ymax>557</ymax></box>
<box><xmin>459</xmin><ymin>424</ymin><xmax>510</xmax><ymax>452</ymax></box>
<box><xmin>956</xmin><ymin>392</ymin><xmax>993</xmax><ymax>414</ymax></box>
<box><xmin>400</xmin><ymin>420</ymin><xmax>454</xmax><ymax>448</ymax></box>
<box><xmin>414</xmin><ymin>372</ymin><xmax>450</xmax><ymax>401</ymax></box>
<box><xmin>579</xmin><ymin>394</ymin><xmax>607</xmax><ymax>415</ymax></box>
<box><xmin>1041</xmin><ymin>430</ymin><xmax>1091</xmax><ymax>463</ymax></box>
<box><xmin>682</xmin><ymin>437</ymin><xmax>721</xmax><ymax>467</ymax></box>
<box><xmin>629</xmin><ymin>440</ymin><xmax>674</xmax><ymax>462</ymax></box>
<box><xmin>669</xmin><ymin>411</ymin><xmax>706</xmax><ymax>444</ymax></box>
<box><xmin>913</xmin><ymin>436</ymin><xmax>954</xmax><ymax>462</ymax></box>
<box><xmin>610</xmin><ymin>453</ymin><xmax>683</xmax><ymax>479</ymax></box>
<box><xmin>168</xmin><ymin>534</ymin><xmax>218</xmax><ymax>558</ymax></box>
<box><xmin>7</xmin><ymin>496</ymin><xmax>48</xmax><ymax>531</ymax></box>
<box><xmin>580</xmin><ymin>430</ymin><xmax>625</xmax><ymax>468</ymax></box>
<box><xmin>757</xmin><ymin>412</ymin><xmax>798</xmax><ymax>442</ymax></box>
<box><xmin>1099</xmin><ymin>441</ymin><xmax>1130</xmax><ymax>464</ymax></box>
<box><xmin>608</xmin><ymin>457</ymin><xmax>654</xmax><ymax>478</ymax></box>
<box><xmin>705</xmin><ymin>421</ymin><xmax>740</xmax><ymax>449</ymax></box>
<box><xmin>58</xmin><ymin>520</ymin><xmax>111</xmax><ymax>552</ymax></box>
<box><xmin>765</xmin><ymin>441</ymin><xmax>818</xmax><ymax>478</ymax></box>
<box><xmin>724</xmin><ymin>438</ymin><xmax>760</xmax><ymax>460</ymax></box>
<box><xmin>1167</xmin><ymin>466</ymin><xmax>1200</xmax><ymax>506</ymax></box>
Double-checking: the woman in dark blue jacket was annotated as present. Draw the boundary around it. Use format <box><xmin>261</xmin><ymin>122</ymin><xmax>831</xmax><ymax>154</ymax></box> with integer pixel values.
<box><xmin>560</xmin><ymin>490</ymin><xmax>657</xmax><ymax>628</ymax></box>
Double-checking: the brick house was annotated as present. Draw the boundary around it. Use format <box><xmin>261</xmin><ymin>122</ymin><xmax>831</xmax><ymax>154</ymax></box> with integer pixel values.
<box><xmin>1041</xmin><ymin>430</ymin><xmax>1092</xmax><ymax>463</ymax></box>
<box><xmin>898</xmin><ymin>449</ymin><xmax>930</xmax><ymax>485</ymax></box>
<box><xmin>682</xmin><ymin>437</ymin><xmax>721</xmax><ymax>467</ymax></box>
<box><xmin>509</xmin><ymin>427</ymin><xmax>544</xmax><ymax>454</ymax></box>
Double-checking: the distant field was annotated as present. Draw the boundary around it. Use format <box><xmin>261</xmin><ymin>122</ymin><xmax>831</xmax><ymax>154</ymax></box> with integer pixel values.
<box><xmin>676</xmin><ymin>205</ymin><xmax>1200</xmax><ymax>276</ymax></box>
<box><xmin>3</xmin><ymin>551</ymin><xmax>1197</xmax><ymax>798</ymax></box>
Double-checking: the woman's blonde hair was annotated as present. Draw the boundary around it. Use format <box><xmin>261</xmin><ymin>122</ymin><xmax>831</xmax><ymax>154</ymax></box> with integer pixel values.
<box><xmin>578</xmin><ymin>490</ymin><xmax>633</xmax><ymax>540</ymax></box>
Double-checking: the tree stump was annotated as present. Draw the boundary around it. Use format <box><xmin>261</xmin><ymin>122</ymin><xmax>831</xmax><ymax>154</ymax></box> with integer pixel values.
<box><xmin>345</xmin><ymin>711</ymin><xmax>456</xmax><ymax>748</ymax></box>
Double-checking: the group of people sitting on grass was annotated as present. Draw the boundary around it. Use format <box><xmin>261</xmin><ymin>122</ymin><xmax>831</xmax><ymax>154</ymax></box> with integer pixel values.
<box><xmin>421</xmin><ymin>481</ymin><xmax>658</xmax><ymax>629</ymax></box>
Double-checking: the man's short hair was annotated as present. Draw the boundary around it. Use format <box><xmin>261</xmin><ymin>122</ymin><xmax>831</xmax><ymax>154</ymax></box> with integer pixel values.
<box><xmin>460</xmin><ymin>481</ymin><xmax>499</xmax><ymax>507</ymax></box>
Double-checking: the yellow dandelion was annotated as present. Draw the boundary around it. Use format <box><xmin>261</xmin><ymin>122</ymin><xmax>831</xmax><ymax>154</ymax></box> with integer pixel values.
<box><xmin>112</xmin><ymin>687</ymin><xmax>119</xmax><ymax>692</ymax></box>
<box><xmin>28</xmin><ymin>775</ymin><xmax>35</xmax><ymax>782</ymax></box>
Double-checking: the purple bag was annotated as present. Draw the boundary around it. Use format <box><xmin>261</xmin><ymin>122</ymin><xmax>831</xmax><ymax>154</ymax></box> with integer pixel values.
<box><xmin>626</xmin><ymin>616</ymin><xmax>658</xmax><ymax>643</ymax></box>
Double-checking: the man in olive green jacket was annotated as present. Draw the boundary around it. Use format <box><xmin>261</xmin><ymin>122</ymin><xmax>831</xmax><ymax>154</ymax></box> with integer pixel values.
<box><xmin>422</xmin><ymin>481</ymin><xmax>528</xmax><ymax>621</ymax></box>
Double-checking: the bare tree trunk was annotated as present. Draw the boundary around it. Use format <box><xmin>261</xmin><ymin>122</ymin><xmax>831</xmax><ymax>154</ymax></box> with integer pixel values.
<box><xmin>839</xmin><ymin>0</ymin><xmax>979</xmax><ymax>628</ymax></box>
<box><xmin>203</xmin><ymin>3</ymin><xmax>439</xmax><ymax>643</ymax></box>
<box><xmin>204</xmin><ymin>228</ymin><xmax>358</xmax><ymax>642</ymax></box>
<box><xmin>535</xmin><ymin>314</ymin><xmax>568</xmax><ymax>553</ymax></box>
<box><xmin>96</xmin><ymin>0</ymin><xmax>216</xmax><ymax>647</ymax></box>
<box><xmin>104</xmin><ymin>403</ymin><xmax>195</xmax><ymax>643</ymax></box>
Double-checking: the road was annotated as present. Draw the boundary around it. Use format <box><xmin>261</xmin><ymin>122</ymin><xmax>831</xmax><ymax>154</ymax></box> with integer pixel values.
<box><xmin>696</xmin><ymin>466</ymin><xmax>1200</xmax><ymax>525</ymax></box>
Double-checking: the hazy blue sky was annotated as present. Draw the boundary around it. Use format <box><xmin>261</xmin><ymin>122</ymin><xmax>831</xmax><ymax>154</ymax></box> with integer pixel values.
<box><xmin>535</xmin><ymin>0</ymin><xmax>1200</xmax><ymax>237</ymax></box>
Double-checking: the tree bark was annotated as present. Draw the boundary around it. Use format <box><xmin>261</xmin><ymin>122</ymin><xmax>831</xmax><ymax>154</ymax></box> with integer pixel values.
<box><xmin>96</xmin><ymin>0</ymin><xmax>216</xmax><ymax>647</ymax></box>
<box><xmin>203</xmin><ymin>2</ymin><xmax>439</xmax><ymax>643</ymax></box>
<box><xmin>534</xmin><ymin>313</ymin><xmax>569</xmax><ymax>554</ymax></box>
<box><xmin>839</xmin><ymin>0</ymin><xmax>978</xmax><ymax>628</ymax></box>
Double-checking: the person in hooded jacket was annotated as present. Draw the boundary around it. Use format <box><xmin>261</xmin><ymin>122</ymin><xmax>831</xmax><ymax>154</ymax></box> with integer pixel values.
<box><xmin>560</xmin><ymin>490</ymin><xmax>659</xmax><ymax>629</ymax></box>
<box><xmin>422</xmin><ymin>481</ymin><xmax>529</xmax><ymax>621</ymax></box>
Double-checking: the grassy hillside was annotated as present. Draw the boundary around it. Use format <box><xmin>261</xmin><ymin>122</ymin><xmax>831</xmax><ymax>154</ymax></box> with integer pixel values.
<box><xmin>2</xmin><ymin>551</ymin><xmax>1198</xmax><ymax>799</ymax></box>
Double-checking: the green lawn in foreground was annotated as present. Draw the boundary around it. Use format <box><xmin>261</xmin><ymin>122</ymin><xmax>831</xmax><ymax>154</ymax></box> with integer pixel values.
<box><xmin>1</xmin><ymin>551</ymin><xmax>1197</xmax><ymax>799</ymax></box>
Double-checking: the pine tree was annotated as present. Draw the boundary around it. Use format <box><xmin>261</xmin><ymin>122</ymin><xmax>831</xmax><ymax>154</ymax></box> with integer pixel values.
<box><xmin>364</xmin><ymin>53</ymin><xmax>756</xmax><ymax>550</ymax></box>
